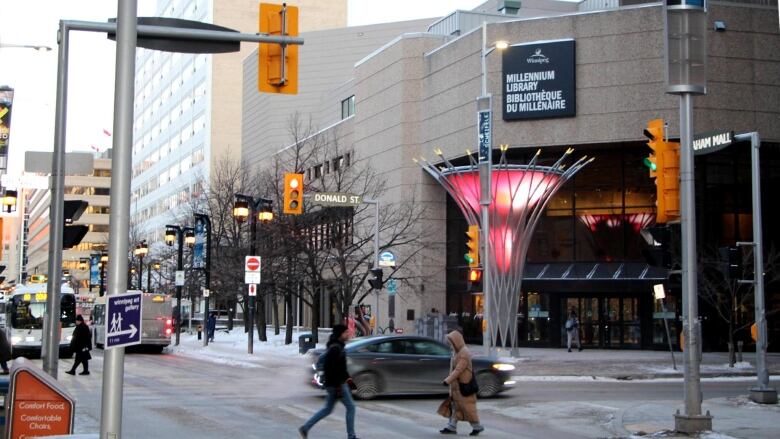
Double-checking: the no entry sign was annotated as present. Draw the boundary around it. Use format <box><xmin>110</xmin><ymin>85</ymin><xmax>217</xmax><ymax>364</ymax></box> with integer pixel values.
<box><xmin>245</xmin><ymin>256</ymin><xmax>261</xmax><ymax>272</ymax></box>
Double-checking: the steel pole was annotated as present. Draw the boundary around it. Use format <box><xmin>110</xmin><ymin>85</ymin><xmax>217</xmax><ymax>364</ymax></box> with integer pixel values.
<box><xmin>200</xmin><ymin>214</ymin><xmax>212</xmax><ymax>347</ymax></box>
<box><xmin>175</xmin><ymin>230</ymin><xmax>183</xmax><ymax>346</ymax></box>
<box><xmin>248</xmin><ymin>217</ymin><xmax>256</xmax><ymax>354</ymax></box>
<box><xmin>147</xmin><ymin>263</ymin><xmax>151</xmax><ymax>293</ymax></box>
<box><xmin>679</xmin><ymin>93</ymin><xmax>705</xmax><ymax>417</ymax></box>
<box><xmin>100</xmin><ymin>1</ymin><xmax>136</xmax><ymax>437</ymax></box>
<box><xmin>42</xmin><ymin>19</ymin><xmax>70</xmax><ymax>378</ymax></box>
<box><xmin>479</xmin><ymin>21</ymin><xmax>493</xmax><ymax>356</ymax></box>
<box><xmin>138</xmin><ymin>254</ymin><xmax>143</xmax><ymax>291</ymax></box>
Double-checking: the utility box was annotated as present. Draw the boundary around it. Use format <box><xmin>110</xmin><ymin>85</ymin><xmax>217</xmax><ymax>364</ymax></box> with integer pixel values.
<box><xmin>298</xmin><ymin>333</ymin><xmax>315</xmax><ymax>354</ymax></box>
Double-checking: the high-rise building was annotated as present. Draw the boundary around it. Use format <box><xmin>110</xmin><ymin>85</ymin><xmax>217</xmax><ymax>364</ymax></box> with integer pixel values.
<box><xmin>26</xmin><ymin>152</ymin><xmax>112</xmax><ymax>291</ymax></box>
<box><xmin>130</xmin><ymin>0</ymin><xmax>347</xmax><ymax>244</ymax></box>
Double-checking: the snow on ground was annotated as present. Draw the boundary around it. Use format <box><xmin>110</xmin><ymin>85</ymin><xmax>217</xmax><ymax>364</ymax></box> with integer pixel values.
<box><xmin>644</xmin><ymin>362</ymin><xmax>754</xmax><ymax>375</ymax></box>
<box><xmin>510</xmin><ymin>375</ymin><xmax>780</xmax><ymax>383</ymax></box>
<box><xmin>168</xmin><ymin>328</ymin><xmax>325</xmax><ymax>368</ymax></box>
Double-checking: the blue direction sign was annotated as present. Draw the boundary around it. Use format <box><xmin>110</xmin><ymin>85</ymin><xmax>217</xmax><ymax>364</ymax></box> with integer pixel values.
<box><xmin>386</xmin><ymin>278</ymin><xmax>397</xmax><ymax>295</ymax></box>
<box><xmin>105</xmin><ymin>291</ymin><xmax>143</xmax><ymax>349</ymax></box>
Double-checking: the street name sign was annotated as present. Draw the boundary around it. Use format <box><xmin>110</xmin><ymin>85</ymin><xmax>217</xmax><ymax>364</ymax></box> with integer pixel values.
<box><xmin>105</xmin><ymin>291</ymin><xmax>143</xmax><ymax>349</ymax></box>
<box><xmin>311</xmin><ymin>192</ymin><xmax>362</xmax><ymax>207</ymax></box>
<box><xmin>693</xmin><ymin>130</ymin><xmax>733</xmax><ymax>156</ymax></box>
<box><xmin>478</xmin><ymin>110</ymin><xmax>491</xmax><ymax>162</ymax></box>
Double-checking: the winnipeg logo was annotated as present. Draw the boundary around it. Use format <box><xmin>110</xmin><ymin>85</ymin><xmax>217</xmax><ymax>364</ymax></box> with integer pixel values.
<box><xmin>526</xmin><ymin>48</ymin><xmax>550</xmax><ymax>64</ymax></box>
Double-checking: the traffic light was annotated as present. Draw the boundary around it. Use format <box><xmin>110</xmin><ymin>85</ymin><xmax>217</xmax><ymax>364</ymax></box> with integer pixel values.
<box><xmin>467</xmin><ymin>267</ymin><xmax>483</xmax><ymax>293</ymax></box>
<box><xmin>368</xmin><ymin>267</ymin><xmax>383</xmax><ymax>290</ymax></box>
<box><xmin>719</xmin><ymin>246</ymin><xmax>742</xmax><ymax>280</ymax></box>
<box><xmin>283</xmin><ymin>173</ymin><xmax>304</xmax><ymax>215</ymax></box>
<box><xmin>258</xmin><ymin>3</ymin><xmax>299</xmax><ymax>94</ymax></box>
<box><xmin>643</xmin><ymin>119</ymin><xmax>680</xmax><ymax>224</ymax></box>
<box><xmin>464</xmin><ymin>225</ymin><xmax>479</xmax><ymax>267</ymax></box>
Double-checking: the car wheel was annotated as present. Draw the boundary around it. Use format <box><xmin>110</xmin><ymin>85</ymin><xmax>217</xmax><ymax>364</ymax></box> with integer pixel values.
<box><xmin>353</xmin><ymin>372</ymin><xmax>380</xmax><ymax>400</ymax></box>
<box><xmin>476</xmin><ymin>372</ymin><xmax>501</xmax><ymax>398</ymax></box>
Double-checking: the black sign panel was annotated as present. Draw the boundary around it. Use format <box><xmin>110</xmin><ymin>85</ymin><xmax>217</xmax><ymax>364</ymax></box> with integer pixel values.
<box><xmin>693</xmin><ymin>130</ymin><xmax>733</xmax><ymax>156</ymax></box>
<box><xmin>502</xmin><ymin>39</ymin><xmax>576</xmax><ymax>120</ymax></box>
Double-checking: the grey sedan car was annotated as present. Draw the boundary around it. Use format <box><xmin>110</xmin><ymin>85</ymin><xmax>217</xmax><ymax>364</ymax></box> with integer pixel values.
<box><xmin>306</xmin><ymin>335</ymin><xmax>516</xmax><ymax>399</ymax></box>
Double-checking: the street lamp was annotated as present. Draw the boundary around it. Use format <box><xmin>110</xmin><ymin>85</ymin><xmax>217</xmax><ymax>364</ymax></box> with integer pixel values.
<box><xmin>165</xmin><ymin>224</ymin><xmax>194</xmax><ymax>346</ymax></box>
<box><xmin>478</xmin><ymin>22</ymin><xmax>509</xmax><ymax>355</ymax></box>
<box><xmin>232</xmin><ymin>194</ymin><xmax>273</xmax><ymax>353</ymax></box>
<box><xmin>134</xmin><ymin>240</ymin><xmax>148</xmax><ymax>291</ymax></box>
<box><xmin>194</xmin><ymin>213</ymin><xmax>213</xmax><ymax>347</ymax></box>
<box><xmin>2</xmin><ymin>190</ymin><xmax>17</xmax><ymax>213</ymax></box>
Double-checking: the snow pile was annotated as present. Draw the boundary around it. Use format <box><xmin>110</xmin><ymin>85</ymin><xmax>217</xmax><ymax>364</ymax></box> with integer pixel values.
<box><xmin>169</xmin><ymin>329</ymin><xmax>326</xmax><ymax>368</ymax></box>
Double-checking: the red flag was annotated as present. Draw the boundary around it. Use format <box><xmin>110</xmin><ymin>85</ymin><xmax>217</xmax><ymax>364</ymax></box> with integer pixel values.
<box><xmin>103</xmin><ymin>128</ymin><xmax>112</xmax><ymax>136</ymax></box>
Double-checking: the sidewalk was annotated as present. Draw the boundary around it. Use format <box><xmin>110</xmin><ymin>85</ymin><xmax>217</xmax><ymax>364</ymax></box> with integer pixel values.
<box><xmin>477</xmin><ymin>345</ymin><xmax>780</xmax><ymax>380</ymax></box>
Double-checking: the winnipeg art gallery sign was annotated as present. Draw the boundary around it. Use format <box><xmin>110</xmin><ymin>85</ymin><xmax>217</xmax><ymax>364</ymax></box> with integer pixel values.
<box><xmin>502</xmin><ymin>39</ymin><xmax>576</xmax><ymax>120</ymax></box>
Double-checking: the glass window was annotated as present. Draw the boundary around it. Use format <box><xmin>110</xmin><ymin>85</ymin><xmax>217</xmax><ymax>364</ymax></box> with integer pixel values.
<box><xmin>341</xmin><ymin>95</ymin><xmax>355</xmax><ymax>119</ymax></box>
<box><xmin>412</xmin><ymin>340</ymin><xmax>450</xmax><ymax>356</ymax></box>
<box><xmin>364</xmin><ymin>341</ymin><xmax>394</xmax><ymax>353</ymax></box>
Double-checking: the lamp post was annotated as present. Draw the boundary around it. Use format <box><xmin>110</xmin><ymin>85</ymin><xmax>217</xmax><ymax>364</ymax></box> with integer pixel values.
<box><xmin>478</xmin><ymin>21</ymin><xmax>508</xmax><ymax>355</ymax></box>
<box><xmin>0</xmin><ymin>43</ymin><xmax>52</xmax><ymax>52</ymax></box>
<box><xmin>165</xmin><ymin>225</ymin><xmax>194</xmax><ymax>346</ymax></box>
<box><xmin>2</xmin><ymin>190</ymin><xmax>17</xmax><ymax>213</ymax></box>
<box><xmin>194</xmin><ymin>213</ymin><xmax>212</xmax><ymax>346</ymax></box>
<box><xmin>233</xmin><ymin>194</ymin><xmax>273</xmax><ymax>354</ymax></box>
<box><xmin>134</xmin><ymin>240</ymin><xmax>148</xmax><ymax>291</ymax></box>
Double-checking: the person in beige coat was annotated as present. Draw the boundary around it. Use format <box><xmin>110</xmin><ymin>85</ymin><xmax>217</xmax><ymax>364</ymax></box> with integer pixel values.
<box><xmin>438</xmin><ymin>330</ymin><xmax>484</xmax><ymax>436</ymax></box>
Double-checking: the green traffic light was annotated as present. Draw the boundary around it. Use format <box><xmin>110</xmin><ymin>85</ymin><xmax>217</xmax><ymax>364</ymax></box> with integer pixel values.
<box><xmin>464</xmin><ymin>254</ymin><xmax>474</xmax><ymax>264</ymax></box>
<box><xmin>643</xmin><ymin>157</ymin><xmax>657</xmax><ymax>171</ymax></box>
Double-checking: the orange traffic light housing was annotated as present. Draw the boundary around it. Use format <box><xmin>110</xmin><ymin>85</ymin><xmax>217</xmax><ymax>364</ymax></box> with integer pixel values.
<box><xmin>258</xmin><ymin>3</ymin><xmax>299</xmax><ymax>94</ymax></box>
<box><xmin>283</xmin><ymin>173</ymin><xmax>304</xmax><ymax>215</ymax></box>
<box><xmin>467</xmin><ymin>267</ymin><xmax>483</xmax><ymax>293</ymax></box>
<box><xmin>465</xmin><ymin>225</ymin><xmax>479</xmax><ymax>267</ymax></box>
<box><xmin>644</xmin><ymin>119</ymin><xmax>680</xmax><ymax>224</ymax></box>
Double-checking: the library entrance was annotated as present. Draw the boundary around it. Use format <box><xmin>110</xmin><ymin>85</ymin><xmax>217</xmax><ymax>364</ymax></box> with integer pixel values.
<box><xmin>563</xmin><ymin>296</ymin><xmax>641</xmax><ymax>349</ymax></box>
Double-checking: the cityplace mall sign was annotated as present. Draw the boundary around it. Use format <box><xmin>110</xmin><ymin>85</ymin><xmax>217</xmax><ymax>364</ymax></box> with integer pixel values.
<box><xmin>502</xmin><ymin>39</ymin><xmax>576</xmax><ymax>120</ymax></box>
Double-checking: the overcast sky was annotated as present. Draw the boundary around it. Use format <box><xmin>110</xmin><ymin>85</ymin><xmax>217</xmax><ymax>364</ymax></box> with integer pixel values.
<box><xmin>0</xmin><ymin>0</ymin><xmax>485</xmax><ymax>174</ymax></box>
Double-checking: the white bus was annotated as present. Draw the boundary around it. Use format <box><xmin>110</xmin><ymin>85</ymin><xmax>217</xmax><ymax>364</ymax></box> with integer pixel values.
<box><xmin>91</xmin><ymin>291</ymin><xmax>173</xmax><ymax>353</ymax></box>
<box><xmin>5</xmin><ymin>284</ymin><xmax>77</xmax><ymax>358</ymax></box>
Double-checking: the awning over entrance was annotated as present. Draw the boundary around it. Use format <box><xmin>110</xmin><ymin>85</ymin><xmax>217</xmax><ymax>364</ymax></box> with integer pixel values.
<box><xmin>522</xmin><ymin>262</ymin><xmax>668</xmax><ymax>293</ymax></box>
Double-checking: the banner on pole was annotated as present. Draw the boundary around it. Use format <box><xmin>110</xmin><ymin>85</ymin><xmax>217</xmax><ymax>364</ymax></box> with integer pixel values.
<box><xmin>0</xmin><ymin>86</ymin><xmax>15</xmax><ymax>157</ymax></box>
<box><xmin>193</xmin><ymin>215</ymin><xmax>206</xmax><ymax>269</ymax></box>
<box><xmin>89</xmin><ymin>254</ymin><xmax>100</xmax><ymax>287</ymax></box>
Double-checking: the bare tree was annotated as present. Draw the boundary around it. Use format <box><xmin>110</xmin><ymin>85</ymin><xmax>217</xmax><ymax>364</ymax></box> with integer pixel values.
<box><xmin>698</xmin><ymin>245</ymin><xmax>780</xmax><ymax>366</ymax></box>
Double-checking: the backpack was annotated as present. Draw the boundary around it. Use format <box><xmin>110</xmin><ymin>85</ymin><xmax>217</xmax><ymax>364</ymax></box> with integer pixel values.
<box><xmin>565</xmin><ymin>318</ymin><xmax>574</xmax><ymax>330</ymax></box>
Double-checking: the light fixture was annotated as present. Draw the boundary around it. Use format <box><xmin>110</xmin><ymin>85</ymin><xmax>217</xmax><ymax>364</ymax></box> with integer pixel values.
<box><xmin>232</xmin><ymin>199</ymin><xmax>249</xmax><ymax>223</ymax></box>
<box><xmin>714</xmin><ymin>21</ymin><xmax>726</xmax><ymax>32</ymax></box>
<box><xmin>495</xmin><ymin>40</ymin><xmax>509</xmax><ymax>50</ymax></box>
<box><xmin>165</xmin><ymin>228</ymin><xmax>177</xmax><ymax>246</ymax></box>
<box><xmin>134</xmin><ymin>240</ymin><xmax>149</xmax><ymax>257</ymax></box>
<box><xmin>78</xmin><ymin>259</ymin><xmax>89</xmax><ymax>271</ymax></box>
<box><xmin>2</xmin><ymin>190</ymin><xmax>17</xmax><ymax>213</ymax></box>
<box><xmin>258</xmin><ymin>201</ymin><xmax>274</xmax><ymax>223</ymax></box>
<box><xmin>184</xmin><ymin>229</ymin><xmax>196</xmax><ymax>247</ymax></box>
<box><xmin>153</xmin><ymin>262</ymin><xmax>161</xmax><ymax>270</ymax></box>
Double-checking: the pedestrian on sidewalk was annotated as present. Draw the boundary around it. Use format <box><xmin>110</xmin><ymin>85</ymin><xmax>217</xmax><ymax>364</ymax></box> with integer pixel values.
<box><xmin>0</xmin><ymin>329</ymin><xmax>12</xmax><ymax>374</ymax></box>
<box><xmin>565</xmin><ymin>308</ymin><xmax>582</xmax><ymax>352</ymax></box>
<box><xmin>206</xmin><ymin>312</ymin><xmax>217</xmax><ymax>342</ymax></box>
<box><xmin>66</xmin><ymin>315</ymin><xmax>92</xmax><ymax>375</ymax></box>
<box><xmin>437</xmin><ymin>330</ymin><xmax>484</xmax><ymax>436</ymax></box>
<box><xmin>299</xmin><ymin>324</ymin><xmax>359</xmax><ymax>439</ymax></box>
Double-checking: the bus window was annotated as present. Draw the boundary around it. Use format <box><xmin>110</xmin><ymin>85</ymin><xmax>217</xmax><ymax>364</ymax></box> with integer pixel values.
<box><xmin>11</xmin><ymin>297</ymin><xmax>45</xmax><ymax>329</ymax></box>
<box><xmin>61</xmin><ymin>294</ymin><xmax>76</xmax><ymax>327</ymax></box>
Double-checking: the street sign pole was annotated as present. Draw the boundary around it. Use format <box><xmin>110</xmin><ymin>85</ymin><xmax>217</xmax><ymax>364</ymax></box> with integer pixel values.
<box><xmin>363</xmin><ymin>199</ymin><xmax>380</xmax><ymax>329</ymax></box>
<box><xmin>734</xmin><ymin>132</ymin><xmax>777</xmax><ymax>404</ymax></box>
<box><xmin>100</xmin><ymin>1</ymin><xmax>136</xmax><ymax>437</ymax></box>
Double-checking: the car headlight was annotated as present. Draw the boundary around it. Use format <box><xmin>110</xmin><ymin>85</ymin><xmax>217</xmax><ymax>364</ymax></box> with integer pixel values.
<box><xmin>492</xmin><ymin>363</ymin><xmax>515</xmax><ymax>371</ymax></box>
<box><xmin>11</xmin><ymin>336</ymin><xmax>21</xmax><ymax>344</ymax></box>
<box><xmin>66</xmin><ymin>335</ymin><xmax>73</xmax><ymax>341</ymax></box>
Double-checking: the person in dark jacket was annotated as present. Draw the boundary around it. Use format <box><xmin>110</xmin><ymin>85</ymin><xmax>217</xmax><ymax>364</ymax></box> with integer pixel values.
<box><xmin>0</xmin><ymin>330</ymin><xmax>12</xmax><ymax>374</ymax></box>
<box><xmin>206</xmin><ymin>312</ymin><xmax>217</xmax><ymax>342</ymax></box>
<box><xmin>66</xmin><ymin>315</ymin><xmax>92</xmax><ymax>375</ymax></box>
<box><xmin>299</xmin><ymin>324</ymin><xmax>359</xmax><ymax>439</ymax></box>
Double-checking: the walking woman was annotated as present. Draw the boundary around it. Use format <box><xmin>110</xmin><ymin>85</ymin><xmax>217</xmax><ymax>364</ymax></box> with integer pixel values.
<box><xmin>438</xmin><ymin>330</ymin><xmax>484</xmax><ymax>436</ymax></box>
<box><xmin>66</xmin><ymin>315</ymin><xmax>92</xmax><ymax>375</ymax></box>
